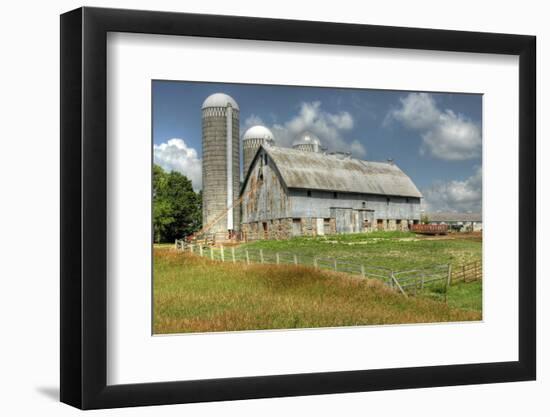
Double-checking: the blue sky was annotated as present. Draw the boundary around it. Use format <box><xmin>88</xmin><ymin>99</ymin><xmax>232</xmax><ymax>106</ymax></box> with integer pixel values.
<box><xmin>153</xmin><ymin>81</ymin><xmax>482</xmax><ymax>212</ymax></box>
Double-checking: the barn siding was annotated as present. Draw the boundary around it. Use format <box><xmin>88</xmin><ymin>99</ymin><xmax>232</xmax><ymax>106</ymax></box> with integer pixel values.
<box><xmin>241</xmin><ymin>152</ymin><xmax>290</xmax><ymax>223</ymax></box>
<box><xmin>288</xmin><ymin>190</ymin><xmax>421</xmax><ymax>221</ymax></box>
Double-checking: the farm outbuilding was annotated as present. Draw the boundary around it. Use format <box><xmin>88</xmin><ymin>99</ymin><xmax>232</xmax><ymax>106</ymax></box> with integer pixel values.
<box><xmin>425</xmin><ymin>212</ymin><xmax>482</xmax><ymax>232</ymax></box>
<box><xmin>240</xmin><ymin>144</ymin><xmax>422</xmax><ymax>240</ymax></box>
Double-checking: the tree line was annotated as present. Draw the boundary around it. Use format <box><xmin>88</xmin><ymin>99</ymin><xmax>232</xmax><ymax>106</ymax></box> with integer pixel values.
<box><xmin>153</xmin><ymin>164</ymin><xmax>202</xmax><ymax>243</ymax></box>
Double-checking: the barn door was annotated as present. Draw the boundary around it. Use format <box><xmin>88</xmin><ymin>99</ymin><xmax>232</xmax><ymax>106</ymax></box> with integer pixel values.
<box><xmin>316</xmin><ymin>218</ymin><xmax>324</xmax><ymax>235</ymax></box>
<box><xmin>292</xmin><ymin>219</ymin><xmax>301</xmax><ymax>236</ymax></box>
<box><xmin>331</xmin><ymin>208</ymin><xmax>353</xmax><ymax>233</ymax></box>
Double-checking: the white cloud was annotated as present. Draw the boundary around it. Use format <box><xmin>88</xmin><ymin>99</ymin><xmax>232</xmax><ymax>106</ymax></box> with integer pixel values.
<box><xmin>349</xmin><ymin>140</ymin><xmax>367</xmax><ymax>158</ymax></box>
<box><xmin>243</xmin><ymin>101</ymin><xmax>366</xmax><ymax>158</ymax></box>
<box><xmin>387</xmin><ymin>93</ymin><xmax>481</xmax><ymax>160</ymax></box>
<box><xmin>153</xmin><ymin>138</ymin><xmax>202</xmax><ymax>191</ymax></box>
<box><xmin>422</xmin><ymin>167</ymin><xmax>482</xmax><ymax>213</ymax></box>
<box><xmin>243</xmin><ymin>114</ymin><xmax>264</xmax><ymax>129</ymax></box>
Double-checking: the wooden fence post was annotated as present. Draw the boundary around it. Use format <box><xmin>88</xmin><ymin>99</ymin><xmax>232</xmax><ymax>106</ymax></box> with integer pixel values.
<box><xmin>276</xmin><ymin>253</ymin><xmax>280</xmax><ymax>265</ymax></box>
<box><xmin>220</xmin><ymin>245</ymin><xmax>224</xmax><ymax>262</ymax></box>
<box><xmin>231</xmin><ymin>247</ymin><xmax>236</xmax><ymax>263</ymax></box>
<box><xmin>245</xmin><ymin>249</ymin><xmax>250</xmax><ymax>265</ymax></box>
<box><xmin>360</xmin><ymin>265</ymin><xmax>365</xmax><ymax>278</ymax></box>
<box><xmin>174</xmin><ymin>239</ymin><xmax>178</xmax><ymax>250</ymax></box>
<box><xmin>260</xmin><ymin>249</ymin><xmax>264</xmax><ymax>264</ymax></box>
<box><xmin>199</xmin><ymin>245</ymin><xmax>203</xmax><ymax>257</ymax></box>
<box><xmin>479</xmin><ymin>261</ymin><xmax>482</xmax><ymax>280</ymax></box>
<box><xmin>447</xmin><ymin>264</ymin><xmax>453</xmax><ymax>286</ymax></box>
<box><xmin>210</xmin><ymin>247</ymin><xmax>214</xmax><ymax>260</ymax></box>
<box><xmin>390</xmin><ymin>272</ymin><xmax>407</xmax><ymax>297</ymax></box>
<box><xmin>334</xmin><ymin>259</ymin><xmax>338</xmax><ymax>272</ymax></box>
<box><xmin>443</xmin><ymin>264</ymin><xmax>452</xmax><ymax>303</ymax></box>
<box><xmin>294</xmin><ymin>254</ymin><xmax>298</xmax><ymax>265</ymax></box>
<box><xmin>313</xmin><ymin>258</ymin><xmax>318</xmax><ymax>268</ymax></box>
<box><xmin>190</xmin><ymin>244</ymin><xmax>194</xmax><ymax>253</ymax></box>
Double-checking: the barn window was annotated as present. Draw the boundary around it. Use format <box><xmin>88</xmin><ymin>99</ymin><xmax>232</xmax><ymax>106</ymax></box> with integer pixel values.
<box><xmin>396</xmin><ymin>219</ymin><xmax>402</xmax><ymax>225</ymax></box>
<box><xmin>362</xmin><ymin>201</ymin><xmax>366</xmax><ymax>208</ymax></box>
<box><xmin>386</xmin><ymin>197</ymin><xmax>390</xmax><ymax>205</ymax></box>
<box><xmin>333</xmin><ymin>192</ymin><xmax>338</xmax><ymax>199</ymax></box>
<box><xmin>307</xmin><ymin>190</ymin><xmax>312</xmax><ymax>197</ymax></box>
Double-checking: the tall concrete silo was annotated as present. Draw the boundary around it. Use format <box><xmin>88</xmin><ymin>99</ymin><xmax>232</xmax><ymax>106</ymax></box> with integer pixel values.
<box><xmin>201</xmin><ymin>93</ymin><xmax>240</xmax><ymax>239</ymax></box>
<box><xmin>292</xmin><ymin>131</ymin><xmax>322</xmax><ymax>152</ymax></box>
<box><xmin>242</xmin><ymin>125</ymin><xmax>275</xmax><ymax>177</ymax></box>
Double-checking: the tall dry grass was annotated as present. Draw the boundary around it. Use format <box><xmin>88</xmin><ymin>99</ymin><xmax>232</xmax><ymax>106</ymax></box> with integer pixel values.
<box><xmin>153</xmin><ymin>248</ymin><xmax>480</xmax><ymax>334</ymax></box>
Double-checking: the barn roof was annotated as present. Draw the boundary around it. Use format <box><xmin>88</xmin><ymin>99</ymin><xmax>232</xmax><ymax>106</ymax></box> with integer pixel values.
<box><xmin>253</xmin><ymin>146</ymin><xmax>422</xmax><ymax>198</ymax></box>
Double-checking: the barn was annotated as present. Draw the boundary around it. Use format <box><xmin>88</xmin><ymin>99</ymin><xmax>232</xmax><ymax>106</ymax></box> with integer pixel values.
<box><xmin>199</xmin><ymin>92</ymin><xmax>423</xmax><ymax>241</ymax></box>
<box><xmin>240</xmin><ymin>140</ymin><xmax>422</xmax><ymax>240</ymax></box>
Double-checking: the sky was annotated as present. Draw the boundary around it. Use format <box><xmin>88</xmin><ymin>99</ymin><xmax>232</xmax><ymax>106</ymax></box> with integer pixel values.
<box><xmin>153</xmin><ymin>81</ymin><xmax>482</xmax><ymax>213</ymax></box>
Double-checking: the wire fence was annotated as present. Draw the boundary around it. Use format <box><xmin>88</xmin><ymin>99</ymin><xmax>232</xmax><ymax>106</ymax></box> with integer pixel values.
<box><xmin>174</xmin><ymin>240</ymin><xmax>480</xmax><ymax>299</ymax></box>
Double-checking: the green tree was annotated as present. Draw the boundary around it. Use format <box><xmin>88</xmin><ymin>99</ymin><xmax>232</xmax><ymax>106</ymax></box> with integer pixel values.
<box><xmin>153</xmin><ymin>164</ymin><xmax>202</xmax><ymax>242</ymax></box>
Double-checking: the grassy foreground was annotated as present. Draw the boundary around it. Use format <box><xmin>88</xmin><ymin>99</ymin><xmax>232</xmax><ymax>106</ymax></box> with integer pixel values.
<box><xmin>153</xmin><ymin>248</ymin><xmax>481</xmax><ymax>334</ymax></box>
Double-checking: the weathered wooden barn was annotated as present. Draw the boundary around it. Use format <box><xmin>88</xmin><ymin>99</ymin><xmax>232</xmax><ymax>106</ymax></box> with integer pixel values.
<box><xmin>240</xmin><ymin>144</ymin><xmax>422</xmax><ymax>240</ymax></box>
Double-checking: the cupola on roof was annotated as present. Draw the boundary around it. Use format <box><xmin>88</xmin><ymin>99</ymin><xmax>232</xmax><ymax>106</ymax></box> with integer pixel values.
<box><xmin>292</xmin><ymin>131</ymin><xmax>321</xmax><ymax>146</ymax></box>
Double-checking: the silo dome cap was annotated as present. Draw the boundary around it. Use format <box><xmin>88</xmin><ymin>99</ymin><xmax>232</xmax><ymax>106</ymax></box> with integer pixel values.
<box><xmin>201</xmin><ymin>93</ymin><xmax>239</xmax><ymax>110</ymax></box>
<box><xmin>243</xmin><ymin>125</ymin><xmax>275</xmax><ymax>141</ymax></box>
<box><xmin>292</xmin><ymin>131</ymin><xmax>321</xmax><ymax>146</ymax></box>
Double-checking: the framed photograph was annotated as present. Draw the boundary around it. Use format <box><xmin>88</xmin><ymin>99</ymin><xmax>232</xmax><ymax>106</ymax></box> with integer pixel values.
<box><xmin>60</xmin><ymin>6</ymin><xmax>536</xmax><ymax>409</ymax></box>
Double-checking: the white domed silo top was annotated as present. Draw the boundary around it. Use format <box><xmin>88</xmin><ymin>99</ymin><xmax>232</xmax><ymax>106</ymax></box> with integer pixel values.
<box><xmin>293</xmin><ymin>131</ymin><xmax>321</xmax><ymax>146</ymax></box>
<box><xmin>292</xmin><ymin>131</ymin><xmax>321</xmax><ymax>152</ymax></box>
<box><xmin>201</xmin><ymin>93</ymin><xmax>239</xmax><ymax>110</ymax></box>
<box><xmin>243</xmin><ymin>125</ymin><xmax>275</xmax><ymax>142</ymax></box>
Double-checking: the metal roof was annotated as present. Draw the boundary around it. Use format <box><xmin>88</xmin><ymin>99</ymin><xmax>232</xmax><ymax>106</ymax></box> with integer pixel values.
<box><xmin>261</xmin><ymin>146</ymin><xmax>422</xmax><ymax>198</ymax></box>
<box><xmin>427</xmin><ymin>212</ymin><xmax>482</xmax><ymax>222</ymax></box>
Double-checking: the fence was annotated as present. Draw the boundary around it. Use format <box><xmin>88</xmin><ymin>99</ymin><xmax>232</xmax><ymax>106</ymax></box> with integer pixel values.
<box><xmin>174</xmin><ymin>240</ymin><xmax>465</xmax><ymax>298</ymax></box>
<box><xmin>451</xmin><ymin>260</ymin><xmax>482</xmax><ymax>283</ymax></box>
<box><xmin>392</xmin><ymin>264</ymin><xmax>451</xmax><ymax>296</ymax></box>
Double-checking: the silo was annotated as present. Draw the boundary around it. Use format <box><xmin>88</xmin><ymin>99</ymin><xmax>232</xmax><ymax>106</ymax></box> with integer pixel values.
<box><xmin>242</xmin><ymin>125</ymin><xmax>275</xmax><ymax>177</ymax></box>
<box><xmin>292</xmin><ymin>131</ymin><xmax>322</xmax><ymax>152</ymax></box>
<box><xmin>201</xmin><ymin>93</ymin><xmax>240</xmax><ymax>238</ymax></box>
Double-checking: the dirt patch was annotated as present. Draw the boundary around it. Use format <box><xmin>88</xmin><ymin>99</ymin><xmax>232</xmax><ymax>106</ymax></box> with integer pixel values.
<box><xmin>417</xmin><ymin>232</ymin><xmax>482</xmax><ymax>242</ymax></box>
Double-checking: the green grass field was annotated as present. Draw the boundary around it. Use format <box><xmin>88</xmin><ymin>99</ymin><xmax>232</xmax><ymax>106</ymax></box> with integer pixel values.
<box><xmin>154</xmin><ymin>232</ymin><xmax>482</xmax><ymax>334</ymax></box>
<box><xmin>241</xmin><ymin>231</ymin><xmax>482</xmax><ymax>270</ymax></box>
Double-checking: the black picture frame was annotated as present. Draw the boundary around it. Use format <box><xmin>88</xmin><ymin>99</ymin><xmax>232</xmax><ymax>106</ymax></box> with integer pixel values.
<box><xmin>60</xmin><ymin>6</ymin><xmax>536</xmax><ymax>410</ymax></box>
